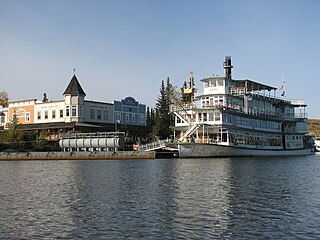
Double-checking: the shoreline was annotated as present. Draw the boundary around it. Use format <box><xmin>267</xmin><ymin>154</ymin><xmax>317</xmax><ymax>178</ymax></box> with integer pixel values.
<box><xmin>0</xmin><ymin>151</ymin><xmax>156</xmax><ymax>160</ymax></box>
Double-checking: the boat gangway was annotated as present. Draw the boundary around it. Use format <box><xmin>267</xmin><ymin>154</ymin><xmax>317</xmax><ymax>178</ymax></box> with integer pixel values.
<box><xmin>139</xmin><ymin>140</ymin><xmax>169</xmax><ymax>151</ymax></box>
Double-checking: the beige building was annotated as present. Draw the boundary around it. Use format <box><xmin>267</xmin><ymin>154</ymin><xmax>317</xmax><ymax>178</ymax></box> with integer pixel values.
<box><xmin>1</xmin><ymin>74</ymin><xmax>147</xmax><ymax>140</ymax></box>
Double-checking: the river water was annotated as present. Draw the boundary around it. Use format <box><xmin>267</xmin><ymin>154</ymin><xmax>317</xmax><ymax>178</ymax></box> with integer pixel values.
<box><xmin>0</xmin><ymin>155</ymin><xmax>320</xmax><ymax>239</ymax></box>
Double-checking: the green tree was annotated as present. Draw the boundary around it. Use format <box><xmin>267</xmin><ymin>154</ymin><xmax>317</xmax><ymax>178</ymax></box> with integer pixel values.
<box><xmin>0</xmin><ymin>131</ymin><xmax>7</xmax><ymax>151</ymax></box>
<box><xmin>146</xmin><ymin>106</ymin><xmax>152</xmax><ymax>132</ymax></box>
<box><xmin>181</xmin><ymin>81</ymin><xmax>188</xmax><ymax>102</ymax></box>
<box><xmin>4</xmin><ymin>112</ymin><xmax>23</xmax><ymax>143</ymax></box>
<box><xmin>32</xmin><ymin>131</ymin><xmax>48</xmax><ymax>151</ymax></box>
<box><xmin>146</xmin><ymin>106</ymin><xmax>158</xmax><ymax>141</ymax></box>
<box><xmin>155</xmin><ymin>77</ymin><xmax>172</xmax><ymax>139</ymax></box>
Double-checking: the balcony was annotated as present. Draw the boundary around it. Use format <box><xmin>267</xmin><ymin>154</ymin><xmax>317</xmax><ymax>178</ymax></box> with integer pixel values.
<box><xmin>171</xmin><ymin>101</ymin><xmax>308</xmax><ymax>122</ymax></box>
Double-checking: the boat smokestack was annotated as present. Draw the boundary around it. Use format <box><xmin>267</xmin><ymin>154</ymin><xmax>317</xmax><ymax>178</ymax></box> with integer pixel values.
<box><xmin>223</xmin><ymin>56</ymin><xmax>233</xmax><ymax>80</ymax></box>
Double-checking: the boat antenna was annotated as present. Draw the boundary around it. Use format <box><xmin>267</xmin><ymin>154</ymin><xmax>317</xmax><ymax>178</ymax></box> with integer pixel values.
<box><xmin>172</xmin><ymin>72</ymin><xmax>191</xmax><ymax>85</ymax></box>
<box><xmin>280</xmin><ymin>74</ymin><xmax>286</xmax><ymax>98</ymax></box>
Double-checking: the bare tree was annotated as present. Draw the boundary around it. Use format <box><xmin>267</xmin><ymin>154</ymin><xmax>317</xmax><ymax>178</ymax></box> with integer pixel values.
<box><xmin>0</xmin><ymin>91</ymin><xmax>9</xmax><ymax>107</ymax></box>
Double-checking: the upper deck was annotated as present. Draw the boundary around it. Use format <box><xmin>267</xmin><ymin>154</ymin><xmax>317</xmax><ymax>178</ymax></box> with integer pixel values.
<box><xmin>197</xmin><ymin>70</ymin><xmax>306</xmax><ymax>108</ymax></box>
<box><xmin>172</xmin><ymin>57</ymin><xmax>308</xmax><ymax>121</ymax></box>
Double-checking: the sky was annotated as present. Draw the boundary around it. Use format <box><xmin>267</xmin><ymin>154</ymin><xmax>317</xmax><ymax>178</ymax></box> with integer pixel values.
<box><xmin>1</xmin><ymin>0</ymin><xmax>320</xmax><ymax>118</ymax></box>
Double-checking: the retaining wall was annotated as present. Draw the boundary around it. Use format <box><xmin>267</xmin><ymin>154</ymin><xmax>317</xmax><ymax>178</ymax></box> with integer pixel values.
<box><xmin>0</xmin><ymin>151</ymin><xmax>155</xmax><ymax>160</ymax></box>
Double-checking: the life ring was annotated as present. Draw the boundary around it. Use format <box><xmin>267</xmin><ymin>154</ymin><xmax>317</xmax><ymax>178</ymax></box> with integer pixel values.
<box><xmin>133</xmin><ymin>145</ymin><xmax>139</xmax><ymax>151</ymax></box>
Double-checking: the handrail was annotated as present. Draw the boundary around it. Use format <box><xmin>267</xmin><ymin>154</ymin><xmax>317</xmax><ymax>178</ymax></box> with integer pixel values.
<box><xmin>139</xmin><ymin>140</ymin><xmax>168</xmax><ymax>151</ymax></box>
<box><xmin>61</xmin><ymin>131</ymin><xmax>126</xmax><ymax>140</ymax></box>
<box><xmin>172</xmin><ymin>103</ymin><xmax>308</xmax><ymax>121</ymax></box>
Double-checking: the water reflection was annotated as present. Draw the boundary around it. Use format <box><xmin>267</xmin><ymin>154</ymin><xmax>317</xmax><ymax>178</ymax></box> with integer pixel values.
<box><xmin>0</xmin><ymin>161</ymin><xmax>78</xmax><ymax>238</ymax></box>
<box><xmin>225</xmin><ymin>156</ymin><xmax>320</xmax><ymax>239</ymax></box>
<box><xmin>67</xmin><ymin>160</ymin><xmax>183</xmax><ymax>239</ymax></box>
<box><xmin>171</xmin><ymin>158</ymin><xmax>233</xmax><ymax>239</ymax></box>
<box><xmin>0</xmin><ymin>156</ymin><xmax>319</xmax><ymax>239</ymax></box>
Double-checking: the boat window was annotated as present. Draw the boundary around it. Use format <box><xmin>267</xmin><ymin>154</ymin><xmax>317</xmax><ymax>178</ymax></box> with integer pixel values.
<box><xmin>217</xmin><ymin>80</ymin><xmax>224</xmax><ymax>86</ymax></box>
<box><xmin>222</xmin><ymin>133</ymin><xmax>227</xmax><ymax>142</ymax></box>
<box><xmin>203</xmin><ymin>113</ymin><xmax>207</xmax><ymax>121</ymax></box>
<box><xmin>209</xmin><ymin>112</ymin><xmax>214</xmax><ymax>121</ymax></box>
<box><xmin>215</xmin><ymin>112</ymin><xmax>220</xmax><ymax>121</ymax></box>
<box><xmin>210</xmin><ymin>80</ymin><xmax>216</xmax><ymax>87</ymax></box>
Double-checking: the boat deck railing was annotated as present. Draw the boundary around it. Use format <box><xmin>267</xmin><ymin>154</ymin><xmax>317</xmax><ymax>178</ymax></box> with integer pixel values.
<box><xmin>171</xmin><ymin>103</ymin><xmax>308</xmax><ymax>121</ymax></box>
<box><xmin>60</xmin><ymin>131</ymin><xmax>126</xmax><ymax>140</ymax></box>
<box><xmin>139</xmin><ymin>140</ymin><xmax>170</xmax><ymax>151</ymax></box>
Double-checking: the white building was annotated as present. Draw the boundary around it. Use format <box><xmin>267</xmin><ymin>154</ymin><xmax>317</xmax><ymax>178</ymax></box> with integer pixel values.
<box><xmin>2</xmin><ymin>74</ymin><xmax>147</xmax><ymax>139</ymax></box>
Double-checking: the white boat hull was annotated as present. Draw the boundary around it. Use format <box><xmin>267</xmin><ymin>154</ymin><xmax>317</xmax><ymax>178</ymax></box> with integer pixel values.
<box><xmin>178</xmin><ymin>143</ymin><xmax>313</xmax><ymax>158</ymax></box>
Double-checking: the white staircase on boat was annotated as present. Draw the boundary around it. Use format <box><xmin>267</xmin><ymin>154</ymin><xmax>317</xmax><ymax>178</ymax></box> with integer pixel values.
<box><xmin>178</xmin><ymin>123</ymin><xmax>200</xmax><ymax>141</ymax></box>
<box><xmin>167</xmin><ymin>83</ymin><xmax>200</xmax><ymax>142</ymax></box>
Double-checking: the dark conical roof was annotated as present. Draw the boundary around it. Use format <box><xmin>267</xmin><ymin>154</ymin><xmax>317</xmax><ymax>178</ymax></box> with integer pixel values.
<box><xmin>63</xmin><ymin>74</ymin><xmax>86</xmax><ymax>96</ymax></box>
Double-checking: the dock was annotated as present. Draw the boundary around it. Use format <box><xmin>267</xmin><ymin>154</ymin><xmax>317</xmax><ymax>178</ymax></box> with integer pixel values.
<box><xmin>0</xmin><ymin>151</ymin><xmax>156</xmax><ymax>160</ymax></box>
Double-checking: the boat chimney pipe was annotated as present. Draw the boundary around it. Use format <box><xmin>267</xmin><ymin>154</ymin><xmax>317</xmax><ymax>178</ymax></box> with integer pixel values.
<box><xmin>223</xmin><ymin>56</ymin><xmax>233</xmax><ymax>80</ymax></box>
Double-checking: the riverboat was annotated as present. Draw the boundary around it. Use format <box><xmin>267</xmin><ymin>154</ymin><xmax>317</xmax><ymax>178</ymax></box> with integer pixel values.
<box><xmin>169</xmin><ymin>57</ymin><xmax>314</xmax><ymax>157</ymax></box>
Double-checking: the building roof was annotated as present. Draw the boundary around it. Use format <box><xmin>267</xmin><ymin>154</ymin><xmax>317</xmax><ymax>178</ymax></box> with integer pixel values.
<box><xmin>63</xmin><ymin>74</ymin><xmax>86</xmax><ymax>96</ymax></box>
<box><xmin>234</xmin><ymin>79</ymin><xmax>277</xmax><ymax>91</ymax></box>
<box><xmin>8</xmin><ymin>99</ymin><xmax>37</xmax><ymax>104</ymax></box>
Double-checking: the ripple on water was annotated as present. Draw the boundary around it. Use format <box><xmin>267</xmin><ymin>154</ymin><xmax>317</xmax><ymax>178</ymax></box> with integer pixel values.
<box><xmin>0</xmin><ymin>156</ymin><xmax>320</xmax><ymax>239</ymax></box>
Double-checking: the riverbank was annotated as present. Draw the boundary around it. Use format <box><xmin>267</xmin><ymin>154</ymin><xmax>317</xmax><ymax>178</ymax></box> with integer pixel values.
<box><xmin>0</xmin><ymin>151</ymin><xmax>155</xmax><ymax>160</ymax></box>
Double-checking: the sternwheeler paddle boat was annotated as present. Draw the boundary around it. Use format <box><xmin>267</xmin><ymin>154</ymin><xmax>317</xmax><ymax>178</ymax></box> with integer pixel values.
<box><xmin>169</xmin><ymin>57</ymin><xmax>314</xmax><ymax>158</ymax></box>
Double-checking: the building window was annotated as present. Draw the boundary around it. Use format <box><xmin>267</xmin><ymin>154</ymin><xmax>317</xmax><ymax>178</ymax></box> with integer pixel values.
<box><xmin>37</xmin><ymin>111</ymin><xmax>41</xmax><ymax>120</ymax></box>
<box><xmin>25</xmin><ymin>112</ymin><xmax>30</xmax><ymax>122</ymax></box>
<box><xmin>126</xmin><ymin>113</ymin><xmax>129</xmax><ymax>122</ymax></box>
<box><xmin>72</xmin><ymin>106</ymin><xmax>77</xmax><ymax>117</ymax></box>
<box><xmin>115</xmin><ymin>112</ymin><xmax>121</xmax><ymax>122</ymax></box>
<box><xmin>140</xmin><ymin>115</ymin><xmax>145</xmax><ymax>124</ymax></box>
<box><xmin>44</xmin><ymin>111</ymin><xmax>48</xmax><ymax>119</ymax></box>
<box><xmin>104</xmin><ymin>111</ymin><xmax>108</xmax><ymax>120</ymax></box>
<box><xmin>0</xmin><ymin>114</ymin><xmax>4</xmax><ymax>124</ymax></box>
<box><xmin>97</xmin><ymin>110</ymin><xmax>102</xmax><ymax>120</ymax></box>
<box><xmin>90</xmin><ymin>109</ymin><xmax>95</xmax><ymax>119</ymax></box>
<box><xmin>79</xmin><ymin>106</ymin><xmax>83</xmax><ymax>118</ymax></box>
<box><xmin>132</xmin><ymin>114</ymin><xmax>135</xmax><ymax>123</ymax></box>
<box><xmin>66</xmin><ymin>106</ymin><xmax>70</xmax><ymax>117</ymax></box>
<box><xmin>52</xmin><ymin>110</ymin><xmax>56</xmax><ymax>119</ymax></box>
<box><xmin>60</xmin><ymin>110</ymin><xmax>63</xmax><ymax>118</ymax></box>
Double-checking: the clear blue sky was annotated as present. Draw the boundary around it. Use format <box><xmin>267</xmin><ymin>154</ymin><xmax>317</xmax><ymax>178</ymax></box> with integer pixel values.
<box><xmin>1</xmin><ymin>0</ymin><xmax>320</xmax><ymax>118</ymax></box>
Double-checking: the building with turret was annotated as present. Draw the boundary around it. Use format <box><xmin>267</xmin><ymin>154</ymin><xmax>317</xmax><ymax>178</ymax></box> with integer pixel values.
<box><xmin>1</xmin><ymin>74</ymin><xmax>147</xmax><ymax>140</ymax></box>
